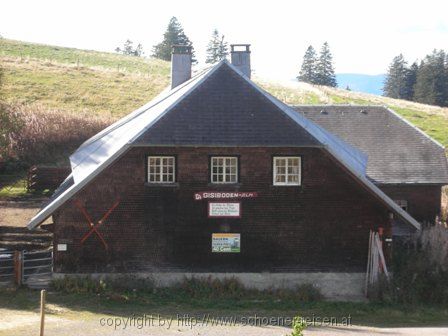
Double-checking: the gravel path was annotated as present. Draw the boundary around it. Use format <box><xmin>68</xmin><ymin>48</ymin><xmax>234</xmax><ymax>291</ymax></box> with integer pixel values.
<box><xmin>1</xmin><ymin>309</ymin><xmax>447</xmax><ymax>336</ymax></box>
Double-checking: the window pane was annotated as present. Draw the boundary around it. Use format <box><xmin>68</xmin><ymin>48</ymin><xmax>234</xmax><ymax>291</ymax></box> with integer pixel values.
<box><xmin>276</xmin><ymin>175</ymin><xmax>285</xmax><ymax>183</ymax></box>
<box><xmin>276</xmin><ymin>159</ymin><xmax>286</xmax><ymax>167</ymax></box>
<box><xmin>148</xmin><ymin>156</ymin><xmax>175</xmax><ymax>183</ymax></box>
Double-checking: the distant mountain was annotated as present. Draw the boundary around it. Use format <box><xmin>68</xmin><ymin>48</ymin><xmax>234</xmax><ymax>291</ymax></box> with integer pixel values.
<box><xmin>336</xmin><ymin>73</ymin><xmax>386</xmax><ymax>95</ymax></box>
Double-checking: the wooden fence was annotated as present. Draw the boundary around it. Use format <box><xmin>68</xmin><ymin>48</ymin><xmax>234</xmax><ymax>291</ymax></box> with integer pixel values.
<box><xmin>27</xmin><ymin>166</ymin><xmax>70</xmax><ymax>192</ymax></box>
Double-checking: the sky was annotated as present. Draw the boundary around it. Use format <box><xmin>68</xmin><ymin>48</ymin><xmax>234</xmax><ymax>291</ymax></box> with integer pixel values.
<box><xmin>1</xmin><ymin>0</ymin><xmax>448</xmax><ymax>80</ymax></box>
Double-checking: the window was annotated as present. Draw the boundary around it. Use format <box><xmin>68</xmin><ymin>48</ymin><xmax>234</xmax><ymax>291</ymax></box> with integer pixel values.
<box><xmin>395</xmin><ymin>200</ymin><xmax>408</xmax><ymax>212</ymax></box>
<box><xmin>147</xmin><ymin>156</ymin><xmax>175</xmax><ymax>183</ymax></box>
<box><xmin>211</xmin><ymin>156</ymin><xmax>238</xmax><ymax>183</ymax></box>
<box><xmin>273</xmin><ymin>156</ymin><xmax>301</xmax><ymax>186</ymax></box>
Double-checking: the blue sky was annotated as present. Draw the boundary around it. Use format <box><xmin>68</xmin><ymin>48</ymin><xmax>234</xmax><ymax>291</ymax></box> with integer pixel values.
<box><xmin>1</xmin><ymin>0</ymin><xmax>447</xmax><ymax>79</ymax></box>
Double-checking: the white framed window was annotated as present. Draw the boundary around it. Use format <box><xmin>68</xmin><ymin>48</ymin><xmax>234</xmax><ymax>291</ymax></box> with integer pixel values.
<box><xmin>273</xmin><ymin>156</ymin><xmax>301</xmax><ymax>186</ymax></box>
<box><xmin>211</xmin><ymin>156</ymin><xmax>238</xmax><ymax>183</ymax></box>
<box><xmin>395</xmin><ymin>200</ymin><xmax>408</xmax><ymax>212</ymax></box>
<box><xmin>147</xmin><ymin>156</ymin><xmax>175</xmax><ymax>183</ymax></box>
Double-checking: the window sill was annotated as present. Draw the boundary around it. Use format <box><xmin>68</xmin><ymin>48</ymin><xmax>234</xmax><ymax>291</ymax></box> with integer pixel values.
<box><xmin>207</xmin><ymin>183</ymin><xmax>242</xmax><ymax>188</ymax></box>
<box><xmin>144</xmin><ymin>182</ymin><xmax>179</xmax><ymax>188</ymax></box>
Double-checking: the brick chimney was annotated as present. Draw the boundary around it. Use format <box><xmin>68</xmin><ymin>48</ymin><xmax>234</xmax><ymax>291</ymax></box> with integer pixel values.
<box><xmin>171</xmin><ymin>45</ymin><xmax>192</xmax><ymax>89</ymax></box>
<box><xmin>230</xmin><ymin>44</ymin><xmax>251</xmax><ymax>78</ymax></box>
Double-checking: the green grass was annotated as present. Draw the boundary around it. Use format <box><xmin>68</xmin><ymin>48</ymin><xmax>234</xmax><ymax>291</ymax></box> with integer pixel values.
<box><xmin>1</xmin><ymin>59</ymin><xmax>169</xmax><ymax>117</ymax></box>
<box><xmin>1</xmin><ymin>287</ymin><xmax>448</xmax><ymax>327</ymax></box>
<box><xmin>0</xmin><ymin>176</ymin><xmax>28</xmax><ymax>198</ymax></box>
<box><xmin>257</xmin><ymin>81</ymin><xmax>325</xmax><ymax>105</ymax></box>
<box><xmin>0</xmin><ymin>38</ymin><xmax>169</xmax><ymax>75</ymax></box>
<box><xmin>1</xmin><ymin>38</ymin><xmax>447</xmax><ymax>145</ymax></box>
<box><xmin>390</xmin><ymin>106</ymin><xmax>448</xmax><ymax>147</ymax></box>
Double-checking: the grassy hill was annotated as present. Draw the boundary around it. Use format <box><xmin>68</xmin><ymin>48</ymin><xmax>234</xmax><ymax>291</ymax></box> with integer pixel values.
<box><xmin>1</xmin><ymin>38</ymin><xmax>447</xmax><ymax>146</ymax></box>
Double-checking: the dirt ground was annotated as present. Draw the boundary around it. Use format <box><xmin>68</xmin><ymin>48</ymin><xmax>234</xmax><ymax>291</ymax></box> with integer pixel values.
<box><xmin>0</xmin><ymin>307</ymin><xmax>447</xmax><ymax>336</ymax></box>
<box><xmin>0</xmin><ymin>200</ymin><xmax>45</xmax><ymax>227</ymax></box>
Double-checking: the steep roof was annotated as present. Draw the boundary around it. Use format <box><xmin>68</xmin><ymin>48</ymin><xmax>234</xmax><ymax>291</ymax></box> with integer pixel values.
<box><xmin>294</xmin><ymin>105</ymin><xmax>448</xmax><ymax>184</ymax></box>
<box><xmin>28</xmin><ymin>60</ymin><xmax>420</xmax><ymax>231</ymax></box>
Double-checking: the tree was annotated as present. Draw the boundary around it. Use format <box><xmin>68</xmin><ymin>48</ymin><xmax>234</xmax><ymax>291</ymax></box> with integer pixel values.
<box><xmin>315</xmin><ymin>42</ymin><xmax>337</xmax><ymax>87</ymax></box>
<box><xmin>403</xmin><ymin>61</ymin><xmax>419</xmax><ymax>100</ymax></box>
<box><xmin>297</xmin><ymin>45</ymin><xmax>317</xmax><ymax>84</ymax></box>
<box><xmin>152</xmin><ymin>17</ymin><xmax>196</xmax><ymax>63</ymax></box>
<box><xmin>115</xmin><ymin>39</ymin><xmax>144</xmax><ymax>57</ymax></box>
<box><xmin>414</xmin><ymin>50</ymin><xmax>448</xmax><ymax>106</ymax></box>
<box><xmin>205</xmin><ymin>29</ymin><xmax>229</xmax><ymax>64</ymax></box>
<box><xmin>383</xmin><ymin>54</ymin><xmax>409</xmax><ymax>99</ymax></box>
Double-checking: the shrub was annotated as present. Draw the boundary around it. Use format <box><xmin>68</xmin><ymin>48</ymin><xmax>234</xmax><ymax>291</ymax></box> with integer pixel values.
<box><xmin>374</xmin><ymin>223</ymin><xmax>448</xmax><ymax>304</ymax></box>
<box><xmin>175</xmin><ymin>276</ymin><xmax>246</xmax><ymax>299</ymax></box>
<box><xmin>290</xmin><ymin>315</ymin><xmax>307</xmax><ymax>336</ymax></box>
<box><xmin>52</xmin><ymin>275</ymin><xmax>155</xmax><ymax>294</ymax></box>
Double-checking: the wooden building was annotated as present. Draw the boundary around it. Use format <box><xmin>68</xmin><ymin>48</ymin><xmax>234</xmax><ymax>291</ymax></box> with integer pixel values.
<box><xmin>28</xmin><ymin>45</ymin><xmax>448</xmax><ymax>299</ymax></box>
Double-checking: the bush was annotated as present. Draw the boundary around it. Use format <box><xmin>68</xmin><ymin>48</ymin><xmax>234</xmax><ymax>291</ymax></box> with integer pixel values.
<box><xmin>374</xmin><ymin>223</ymin><xmax>448</xmax><ymax>304</ymax></box>
<box><xmin>52</xmin><ymin>275</ymin><xmax>323</xmax><ymax>303</ymax></box>
<box><xmin>290</xmin><ymin>315</ymin><xmax>307</xmax><ymax>336</ymax></box>
<box><xmin>51</xmin><ymin>275</ymin><xmax>155</xmax><ymax>294</ymax></box>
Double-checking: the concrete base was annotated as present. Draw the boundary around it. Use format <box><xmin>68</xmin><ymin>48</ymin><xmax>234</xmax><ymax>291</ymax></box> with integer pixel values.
<box><xmin>53</xmin><ymin>272</ymin><xmax>366</xmax><ymax>301</ymax></box>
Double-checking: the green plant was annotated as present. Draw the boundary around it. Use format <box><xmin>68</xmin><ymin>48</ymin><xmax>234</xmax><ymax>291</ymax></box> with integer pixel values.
<box><xmin>290</xmin><ymin>315</ymin><xmax>306</xmax><ymax>336</ymax></box>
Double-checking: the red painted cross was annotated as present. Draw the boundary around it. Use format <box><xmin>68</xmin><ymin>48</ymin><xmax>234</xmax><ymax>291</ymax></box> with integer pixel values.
<box><xmin>74</xmin><ymin>199</ymin><xmax>120</xmax><ymax>250</ymax></box>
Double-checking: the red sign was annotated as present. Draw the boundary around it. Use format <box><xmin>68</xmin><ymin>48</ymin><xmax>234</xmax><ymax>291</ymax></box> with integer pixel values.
<box><xmin>194</xmin><ymin>191</ymin><xmax>258</xmax><ymax>201</ymax></box>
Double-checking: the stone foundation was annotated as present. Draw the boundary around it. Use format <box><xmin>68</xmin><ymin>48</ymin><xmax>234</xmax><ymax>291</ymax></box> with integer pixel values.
<box><xmin>53</xmin><ymin>272</ymin><xmax>366</xmax><ymax>301</ymax></box>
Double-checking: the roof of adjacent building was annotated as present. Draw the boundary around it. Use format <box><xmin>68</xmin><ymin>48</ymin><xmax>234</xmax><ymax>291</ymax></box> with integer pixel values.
<box><xmin>293</xmin><ymin>105</ymin><xmax>448</xmax><ymax>185</ymax></box>
<box><xmin>27</xmin><ymin>60</ymin><xmax>422</xmax><ymax>231</ymax></box>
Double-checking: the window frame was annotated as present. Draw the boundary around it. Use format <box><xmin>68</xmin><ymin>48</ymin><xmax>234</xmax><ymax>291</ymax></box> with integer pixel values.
<box><xmin>209</xmin><ymin>156</ymin><xmax>239</xmax><ymax>184</ymax></box>
<box><xmin>272</xmin><ymin>156</ymin><xmax>302</xmax><ymax>186</ymax></box>
<box><xmin>146</xmin><ymin>155</ymin><xmax>177</xmax><ymax>184</ymax></box>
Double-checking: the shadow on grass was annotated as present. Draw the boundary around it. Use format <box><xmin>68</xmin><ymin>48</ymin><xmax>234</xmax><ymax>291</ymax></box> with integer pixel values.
<box><xmin>1</xmin><ymin>287</ymin><xmax>448</xmax><ymax>329</ymax></box>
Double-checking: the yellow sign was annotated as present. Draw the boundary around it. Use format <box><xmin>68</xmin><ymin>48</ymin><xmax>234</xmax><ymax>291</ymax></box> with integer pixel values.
<box><xmin>212</xmin><ymin>233</ymin><xmax>240</xmax><ymax>253</ymax></box>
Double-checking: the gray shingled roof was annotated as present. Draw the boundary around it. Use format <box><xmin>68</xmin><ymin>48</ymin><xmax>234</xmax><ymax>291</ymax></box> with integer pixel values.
<box><xmin>293</xmin><ymin>105</ymin><xmax>448</xmax><ymax>185</ymax></box>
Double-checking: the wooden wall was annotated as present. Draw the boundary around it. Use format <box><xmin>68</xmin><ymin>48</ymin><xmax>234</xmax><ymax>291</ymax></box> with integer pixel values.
<box><xmin>53</xmin><ymin>146</ymin><xmax>394</xmax><ymax>273</ymax></box>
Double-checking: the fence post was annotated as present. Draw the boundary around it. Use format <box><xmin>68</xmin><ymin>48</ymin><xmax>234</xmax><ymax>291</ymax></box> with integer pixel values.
<box><xmin>13</xmin><ymin>251</ymin><xmax>23</xmax><ymax>286</ymax></box>
<box><xmin>40</xmin><ymin>289</ymin><xmax>46</xmax><ymax>336</ymax></box>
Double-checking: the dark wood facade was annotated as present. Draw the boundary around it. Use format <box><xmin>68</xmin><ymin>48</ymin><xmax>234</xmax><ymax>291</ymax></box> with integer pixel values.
<box><xmin>53</xmin><ymin>146</ymin><xmax>394</xmax><ymax>273</ymax></box>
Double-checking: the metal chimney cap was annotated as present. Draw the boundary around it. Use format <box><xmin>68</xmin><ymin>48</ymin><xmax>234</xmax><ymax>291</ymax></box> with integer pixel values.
<box><xmin>172</xmin><ymin>45</ymin><xmax>192</xmax><ymax>54</ymax></box>
<box><xmin>230</xmin><ymin>44</ymin><xmax>251</xmax><ymax>53</ymax></box>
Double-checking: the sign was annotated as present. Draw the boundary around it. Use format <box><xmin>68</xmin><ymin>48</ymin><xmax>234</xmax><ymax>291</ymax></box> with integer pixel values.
<box><xmin>212</xmin><ymin>233</ymin><xmax>240</xmax><ymax>253</ymax></box>
<box><xmin>194</xmin><ymin>191</ymin><xmax>258</xmax><ymax>201</ymax></box>
<box><xmin>57</xmin><ymin>244</ymin><xmax>67</xmax><ymax>251</ymax></box>
<box><xmin>208</xmin><ymin>202</ymin><xmax>241</xmax><ymax>218</ymax></box>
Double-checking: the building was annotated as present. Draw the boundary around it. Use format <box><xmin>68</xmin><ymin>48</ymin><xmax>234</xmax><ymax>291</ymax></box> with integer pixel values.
<box><xmin>28</xmin><ymin>45</ymin><xmax>448</xmax><ymax>299</ymax></box>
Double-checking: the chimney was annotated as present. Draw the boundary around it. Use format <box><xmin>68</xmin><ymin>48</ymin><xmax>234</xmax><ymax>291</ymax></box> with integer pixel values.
<box><xmin>171</xmin><ymin>45</ymin><xmax>192</xmax><ymax>89</ymax></box>
<box><xmin>230</xmin><ymin>44</ymin><xmax>251</xmax><ymax>78</ymax></box>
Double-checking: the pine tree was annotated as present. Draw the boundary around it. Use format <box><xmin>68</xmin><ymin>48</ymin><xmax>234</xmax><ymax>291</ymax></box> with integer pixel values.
<box><xmin>152</xmin><ymin>17</ymin><xmax>196</xmax><ymax>62</ymax></box>
<box><xmin>115</xmin><ymin>39</ymin><xmax>144</xmax><ymax>57</ymax></box>
<box><xmin>383</xmin><ymin>54</ymin><xmax>409</xmax><ymax>99</ymax></box>
<box><xmin>403</xmin><ymin>61</ymin><xmax>419</xmax><ymax>100</ymax></box>
<box><xmin>205</xmin><ymin>29</ymin><xmax>229</xmax><ymax>64</ymax></box>
<box><xmin>414</xmin><ymin>50</ymin><xmax>447</xmax><ymax>106</ymax></box>
<box><xmin>315</xmin><ymin>42</ymin><xmax>337</xmax><ymax>87</ymax></box>
<box><xmin>297</xmin><ymin>45</ymin><xmax>317</xmax><ymax>84</ymax></box>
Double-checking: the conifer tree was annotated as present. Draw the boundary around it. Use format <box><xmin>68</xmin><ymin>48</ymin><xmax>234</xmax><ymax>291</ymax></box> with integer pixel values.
<box><xmin>205</xmin><ymin>29</ymin><xmax>229</xmax><ymax>64</ymax></box>
<box><xmin>383</xmin><ymin>54</ymin><xmax>409</xmax><ymax>99</ymax></box>
<box><xmin>297</xmin><ymin>45</ymin><xmax>317</xmax><ymax>84</ymax></box>
<box><xmin>403</xmin><ymin>61</ymin><xmax>419</xmax><ymax>100</ymax></box>
<box><xmin>152</xmin><ymin>17</ymin><xmax>196</xmax><ymax>62</ymax></box>
<box><xmin>414</xmin><ymin>50</ymin><xmax>447</xmax><ymax>106</ymax></box>
<box><xmin>315</xmin><ymin>42</ymin><xmax>337</xmax><ymax>87</ymax></box>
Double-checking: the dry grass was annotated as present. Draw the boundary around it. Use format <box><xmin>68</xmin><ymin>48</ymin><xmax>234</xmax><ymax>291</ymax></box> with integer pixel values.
<box><xmin>4</xmin><ymin>103</ymin><xmax>112</xmax><ymax>166</ymax></box>
<box><xmin>1</xmin><ymin>57</ymin><xmax>169</xmax><ymax>117</ymax></box>
<box><xmin>0</xmin><ymin>201</ymin><xmax>42</xmax><ymax>226</ymax></box>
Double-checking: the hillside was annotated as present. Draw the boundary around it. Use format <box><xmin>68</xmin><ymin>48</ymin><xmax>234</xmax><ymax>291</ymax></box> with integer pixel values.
<box><xmin>1</xmin><ymin>38</ymin><xmax>447</xmax><ymax>147</ymax></box>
